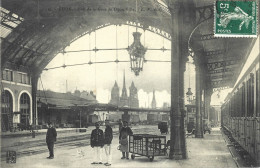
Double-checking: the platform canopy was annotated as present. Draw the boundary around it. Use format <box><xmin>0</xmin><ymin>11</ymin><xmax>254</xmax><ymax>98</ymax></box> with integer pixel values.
<box><xmin>1</xmin><ymin>0</ymin><xmax>256</xmax><ymax>90</ymax></box>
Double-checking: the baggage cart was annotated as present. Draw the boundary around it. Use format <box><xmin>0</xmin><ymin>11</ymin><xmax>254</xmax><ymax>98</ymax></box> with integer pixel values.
<box><xmin>129</xmin><ymin>134</ymin><xmax>167</xmax><ymax>161</ymax></box>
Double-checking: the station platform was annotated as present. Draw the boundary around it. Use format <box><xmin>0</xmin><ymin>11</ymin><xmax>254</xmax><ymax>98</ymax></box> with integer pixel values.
<box><xmin>1</xmin><ymin>126</ymin><xmax>237</xmax><ymax>168</ymax></box>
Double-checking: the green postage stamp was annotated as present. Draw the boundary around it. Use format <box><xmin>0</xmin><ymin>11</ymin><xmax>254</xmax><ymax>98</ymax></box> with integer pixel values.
<box><xmin>215</xmin><ymin>1</ymin><xmax>258</xmax><ymax>37</ymax></box>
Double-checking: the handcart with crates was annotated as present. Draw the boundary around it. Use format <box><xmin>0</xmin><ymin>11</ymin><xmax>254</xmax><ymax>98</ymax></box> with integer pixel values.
<box><xmin>129</xmin><ymin>134</ymin><xmax>167</xmax><ymax>161</ymax></box>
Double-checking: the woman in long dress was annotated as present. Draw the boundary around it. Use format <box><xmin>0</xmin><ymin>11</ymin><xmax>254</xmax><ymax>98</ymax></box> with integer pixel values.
<box><xmin>119</xmin><ymin>121</ymin><xmax>133</xmax><ymax>159</ymax></box>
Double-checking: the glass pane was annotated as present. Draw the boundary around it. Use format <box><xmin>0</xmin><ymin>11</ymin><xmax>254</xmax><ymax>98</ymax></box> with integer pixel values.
<box><xmin>18</xmin><ymin>73</ymin><xmax>22</xmax><ymax>83</ymax></box>
<box><xmin>2</xmin><ymin>70</ymin><xmax>6</xmax><ymax>80</ymax></box>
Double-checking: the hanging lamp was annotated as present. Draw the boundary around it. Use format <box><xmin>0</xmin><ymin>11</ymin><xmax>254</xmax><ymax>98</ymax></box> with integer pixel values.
<box><xmin>186</xmin><ymin>61</ymin><xmax>193</xmax><ymax>104</ymax></box>
<box><xmin>128</xmin><ymin>0</ymin><xmax>147</xmax><ymax>76</ymax></box>
<box><xmin>128</xmin><ymin>32</ymin><xmax>147</xmax><ymax>76</ymax></box>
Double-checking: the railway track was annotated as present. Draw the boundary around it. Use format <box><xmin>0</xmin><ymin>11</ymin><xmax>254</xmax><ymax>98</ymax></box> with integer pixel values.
<box><xmin>1</xmin><ymin>125</ymin><xmax>160</xmax><ymax>161</ymax></box>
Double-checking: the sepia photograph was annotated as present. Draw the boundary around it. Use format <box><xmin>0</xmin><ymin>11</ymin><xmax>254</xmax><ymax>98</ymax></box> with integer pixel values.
<box><xmin>0</xmin><ymin>0</ymin><xmax>259</xmax><ymax>167</ymax></box>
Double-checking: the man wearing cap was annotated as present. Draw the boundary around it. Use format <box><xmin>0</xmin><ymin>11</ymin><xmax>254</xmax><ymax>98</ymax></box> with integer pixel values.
<box><xmin>46</xmin><ymin>122</ymin><xmax>57</xmax><ymax>159</ymax></box>
<box><xmin>91</xmin><ymin>122</ymin><xmax>104</xmax><ymax>164</ymax></box>
<box><xmin>119</xmin><ymin>121</ymin><xmax>133</xmax><ymax>159</ymax></box>
<box><xmin>104</xmin><ymin>120</ymin><xmax>113</xmax><ymax>166</ymax></box>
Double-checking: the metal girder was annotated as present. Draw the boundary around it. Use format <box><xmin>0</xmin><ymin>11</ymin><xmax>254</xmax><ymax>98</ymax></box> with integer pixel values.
<box><xmin>2</xmin><ymin>26</ymin><xmax>35</xmax><ymax>62</ymax></box>
<box><xmin>153</xmin><ymin>0</ymin><xmax>170</xmax><ymax>15</ymax></box>
<box><xmin>0</xmin><ymin>10</ymin><xmax>23</xmax><ymax>30</ymax></box>
<box><xmin>207</xmin><ymin>55</ymin><xmax>242</xmax><ymax>62</ymax></box>
<box><xmin>22</xmin><ymin>40</ymin><xmax>51</xmax><ymax>66</ymax></box>
<box><xmin>2</xmin><ymin>23</ymin><xmax>51</xmax><ymax>64</ymax></box>
<box><xmin>29</xmin><ymin>41</ymin><xmax>54</xmax><ymax>68</ymax></box>
<box><xmin>1</xmin><ymin>22</ymin><xmax>15</xmax><ymax>30</ymax></box>
<box><xmin>205</xmin><ymin>49</ymin><xmax>226</xmax><ymax>57</ymax></box>
<box><xmin>69</xmin><ymin>23</ymin><xmax>112</xmax><ymax>45</ymax></box>
<box><xmin>30</xmin><ymin>41</ymin><xmax>62</xmax><ymax>73</ymax></box>
<box><xmin>69</xmin><ymin>21</ymin><xmax>171</xmax><ymax>47</ymax></box>
<box><xmin>139</xmin><ymin>22</ymin><xmax>171</xmax><ymax>40</ymax></box>
<box><xmin>198</xmin><ymin>34</ymin><xmax>217</xmax><ymax>41</ymax></box>
<box><xmin>0</xmin><ymin>10</ymin><xmax>23</xmax><ymax>24</ymax></box>
<box><xmin>1</xmin><ymin>37</ymin><xmax>47</xmax><ymax>59</ymax></box>
<box><xmin>211</xmin><ymin>80</ymin><xmax>232</xmax><ymax>88</ymax></box>
<box><xmin>195</xmin><ymin>5</ymin><xmax>214</xmax><ymax>25</ymax></box>
<box><xmin>208</xmin><ymin>67</ymin><xmax>234</xmax><ymax>74</ymax></box>
<box><xmin>17</xmin><ymin>49</ymin><xmax>31</xmax><ymax>65</ymax></box>
<box><xmin>209</xmin><ymin>73</ymin><xmax>234</xmax><ymax>80</ymax></box>
<box><xmin>213</xmin><ymin>86</ymin><xmax>230</xmax><ymax>92</ymax></box>
<box><xmin>207</xmin><ymin>60</ymin><xmax>239</xmax><ymax>71</ymax></box>
<box><xmin>20</xmin><ymin>38</ymin><xmax>49</xmax><ymax>65</ymax></box>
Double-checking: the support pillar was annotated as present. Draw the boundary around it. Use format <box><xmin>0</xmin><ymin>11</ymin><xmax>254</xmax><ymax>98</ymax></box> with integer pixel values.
<box><xmin>179</xmin><ymin>63</ymin><xmax>187</xmax><ymax>159</ymax></box>
<box><xmin>168</xmin><ymin>0</ymin><xmax>187</xmax><ymax>160</ymax></box>
<box><xmin>31</xmin><ymin>74</ymin><xmax>39</xmax><ymax>127</ymax></box>
<box><xmin>204</xmin><ymin>89</ymin><xmax>212</xmax><ymax>125</ymax></box>
<box><xmin>195</xmin><ymin>66</ymin><xmax>203</xmax><ymax>138</ymax></box>
<box><xmin>0</xmin><ymin>51</ymin><xmax>1</xmax><ymax>132</ymax></box>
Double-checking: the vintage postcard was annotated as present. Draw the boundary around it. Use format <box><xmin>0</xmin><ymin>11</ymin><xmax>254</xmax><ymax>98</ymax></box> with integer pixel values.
<box><xmin>1</xmin><ymin>0</ymin><xmax>259</xmax><ymax>168</ymax></box>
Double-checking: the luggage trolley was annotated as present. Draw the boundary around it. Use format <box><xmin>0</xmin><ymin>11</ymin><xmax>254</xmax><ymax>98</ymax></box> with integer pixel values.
<box><xmin>129</xmin><ymin>134</ymin><xmax>167</xmax><ymax>161</ymax></box>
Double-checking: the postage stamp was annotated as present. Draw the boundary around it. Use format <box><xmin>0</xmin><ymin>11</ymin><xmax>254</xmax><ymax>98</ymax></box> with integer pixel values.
<box><xmin>214</xmin><ymin>1</ymin><xmax>258</xmax><ymax>37</ymax></box>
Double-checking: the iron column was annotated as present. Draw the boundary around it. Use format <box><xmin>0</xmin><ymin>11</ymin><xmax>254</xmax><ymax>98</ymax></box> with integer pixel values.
<box><xmin>169</xmin><ymin>0</ymin><xmax>187</xmax><ymax>159</ymax></box>
<box><xmin>195</xmin><ymin>65</ymin><xmax>203</xmax><ymax>138</ymax></box>
<box><xmin>31</xmin><ymin>74</ymin><xmax>39</xmax><ymax>137</ymax></box>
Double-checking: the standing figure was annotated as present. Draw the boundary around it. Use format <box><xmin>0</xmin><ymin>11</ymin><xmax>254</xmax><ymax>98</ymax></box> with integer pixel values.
<box><xmin>118</xmin><ymin>119</ymin><xmax>123</xmax><ymax>131</ymax></box>
<box><xmin>46</xmin><ymin>122</ymin><xmax>57</xmax><ymax>159</ymax></box>
<box><xmin>91</xmin><ymin>122</ymin><xmax>104</xmax><ymax>164</ymax></box>
<box><xmin>104</xmin><ymin>120</ymin><xmax>113</xmax><ymax>166</ymax></box>
<box><xmin>119</xmin><ymin>121</ymin><xmax>133</xmax><ymax>159</ymax></box>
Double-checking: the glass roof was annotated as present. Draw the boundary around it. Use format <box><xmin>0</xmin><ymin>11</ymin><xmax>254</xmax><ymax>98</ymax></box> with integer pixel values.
<box><xmin>156</xmin><ymin>0</ymin><xmax>170</xmax><ymax>15</ymax></box>
<box><xmin>0</xmin><ymin>7</ymin><xmax>24</xmax><ymax>38</ymax></box>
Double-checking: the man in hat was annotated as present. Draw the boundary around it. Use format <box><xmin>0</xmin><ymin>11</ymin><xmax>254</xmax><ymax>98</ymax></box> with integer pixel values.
<box><xmin>46</xmin><ymin>122</ymin><xmax>57</xmax><ymax>159</ymax></box>
<box><xmin>119</xmin><ymin>121</ymin><xmax>133</xmax><ymax>159</ymax></box>
<box><xmin>90</xmin><ymin>122</ymin><xmax>104</xmax><ymax>164</ymax></box>
<box><xmin>104</xmin><ymin>120</ymin><xmax>113</xmax><ymax>166</ymax></box>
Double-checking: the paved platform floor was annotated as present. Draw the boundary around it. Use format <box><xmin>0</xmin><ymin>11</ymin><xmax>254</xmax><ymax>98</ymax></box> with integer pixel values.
<box><xmin>1</xmin><ymin>126</ymin><xmax>237</xmax><ymax>168</ymax></box>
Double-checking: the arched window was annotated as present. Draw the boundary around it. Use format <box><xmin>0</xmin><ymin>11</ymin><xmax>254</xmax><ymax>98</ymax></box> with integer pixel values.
<box><xmin>20</xmin><ymin>93</ymin><xmax>30</xmax><ymax>129</ymax></box>
<box><xmin>1</xmin><ymin>90</ymin><xmax>13</xmax><ymax>131</ymax></box>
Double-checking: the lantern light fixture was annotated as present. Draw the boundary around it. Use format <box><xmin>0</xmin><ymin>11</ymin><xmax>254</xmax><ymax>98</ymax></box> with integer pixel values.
<box><xmin>128</xmin><ymin>32</ymin><xmax>147</xmax><ymax>76</ymax></box>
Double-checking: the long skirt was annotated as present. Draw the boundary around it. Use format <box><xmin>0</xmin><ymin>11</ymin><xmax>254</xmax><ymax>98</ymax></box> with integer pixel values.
<box><xmin>120</xmin><ymin>138</ymin><xmax>128</xmax><ymax>152</ymax></box>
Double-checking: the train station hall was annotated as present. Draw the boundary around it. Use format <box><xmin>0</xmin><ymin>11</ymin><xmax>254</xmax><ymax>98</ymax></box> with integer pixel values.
<box><xmin>1</xmin><ymin>0</ymin><xmax>259</xmax><ymax>167</ymax></box>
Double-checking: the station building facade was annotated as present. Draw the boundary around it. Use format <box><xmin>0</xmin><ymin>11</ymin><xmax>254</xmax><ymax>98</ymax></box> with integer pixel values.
<box><xmin>1</xmin><ymin>64</ymin><xmax>32</xmax><ymax>131</ymax></box>
<box><xmin>1</xmin><ymin>64</ymin><xmax>97</xmax><ymax>131</ymax></box>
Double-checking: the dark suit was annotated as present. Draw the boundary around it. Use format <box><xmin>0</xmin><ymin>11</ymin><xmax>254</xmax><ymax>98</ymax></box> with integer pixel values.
<box><xmin>46</xmin><ymin>127</ymin><xmax>57</xmax><ymax>157</ymax></box>
<box><xmin>91</xmin><ymin>128</ymin><xmax>104</xmax><ymax>163</ymax></box>
<box><xmin>91</xmin><ymin>129</ymin><xmax>104</xmax><ymax>147</ymax></box>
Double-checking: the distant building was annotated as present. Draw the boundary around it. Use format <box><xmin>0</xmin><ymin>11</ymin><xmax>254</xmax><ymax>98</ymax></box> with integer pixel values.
<box><xmin>74</xmin><ymin>89</ymin><xmax>81</xmax><ymax>97</ymax></box>
<box><xmin>37</xmin><ymin>90</ymin><xmax>97</xmax><ymax>127</ymax></box>
<box><xmin>185</xmin><ymin>99</ymin><xmax>196</xmax><ymax>130</ymax></box>
<box><xmin>120</xmin><ymin>72</ymin><xmax>129</xmax><ymax>107</ymax></box>
<box><xmin>162</xmin><ymin>102</ymin><xmax>170</xmax><ymax>109</ymax></box>
<box><xmin>129</xmin><ymin>82</ymin><xmax>139</xmax><ymax>108</ymax></box>
<box><xmin>210</xmin><ymin>105</ymin><xmax>221</xmax><ymax>126</ymax></box>
<box><xmin>74</xmin><ymin>90</ymin><xmax>97</xmax><ymax>103</ymax></box>
<box><xmin>109</xmin><ymin>72</ymin><xmax>139</xmax><ymax>108</ymax></box>
<box><xmin>110</xmin><ymin>81</ymin><xmax>120</xmax><ymax>105</ymax></box>
<box><xmin>151</xmin><ymin>90</ymin><xmax>156</xmax><ymax>109</ymax></box>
